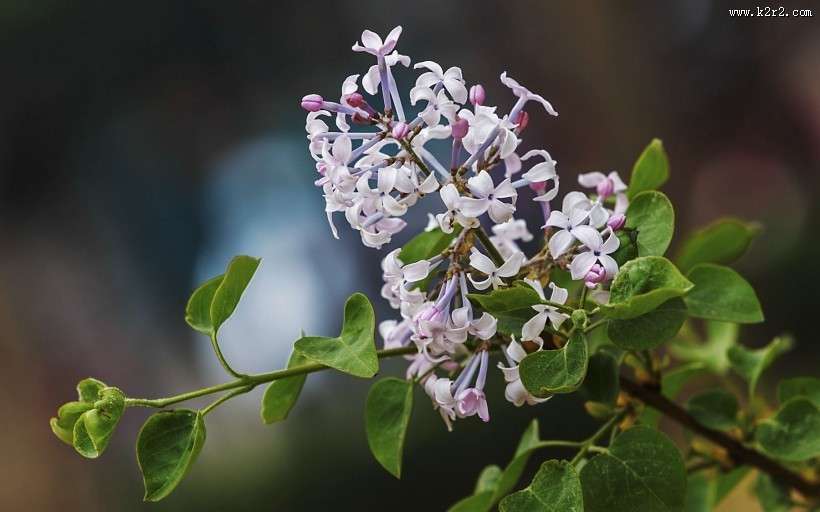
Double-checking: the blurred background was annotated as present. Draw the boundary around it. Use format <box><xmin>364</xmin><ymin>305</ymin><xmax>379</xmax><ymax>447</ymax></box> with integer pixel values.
<box><xmin>1</xmin><ymin>1</ymin><xmax>818</xmax><ymax>510</ymax></box>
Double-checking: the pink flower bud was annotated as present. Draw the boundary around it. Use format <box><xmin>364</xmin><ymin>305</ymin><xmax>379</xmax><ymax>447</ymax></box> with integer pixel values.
<box><xmin>607</xmin><ymin>213</ymin><xmax>626</xmax><ymax>231</ymax></box>
<box><xmin>450</xmin><ymin>116</ymin><xmax>469</xmax><ymax>139</ymax></box>
<box><xmin>346</xmin><ymin>92</ymin><xmax>364</xmax><ymax>108</ymax></box>
<box><xmin>596</xmin><ymin>178</ymin><xmax>614</xmax><ymax>200</ymax></box>
<box><xmin>584</xmin><ymin>264</ymin><xmax>607</xmax><ymax>290</ymax></box>
<box><xmin>301</xmin><ymin>94</ymin><xmax>324</xmax><ymax>112</ymax></box>
<box><xmin>469</xmin><ymin>84</ymin><xmax>485</xmax><ymax>106</ymax></box>
<box><xmin>392</xmin><ymin>121</ymin><xmax>409</xmax><ymax>139</ymax></box>
<box><xmin>515</xmin><ymin>110</ymin><xmax>529</xmax><ymax>130</ymax></box>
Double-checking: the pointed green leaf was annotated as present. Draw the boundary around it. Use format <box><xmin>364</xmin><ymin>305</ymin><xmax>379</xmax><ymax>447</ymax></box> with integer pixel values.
<box><xmin>608</xmin><ymin>297</ymin><xmax>687</xmax><ymax>350</ymax></box>
<box><xmin>72</xmin><ymin>386</ymin><xmax>126</xmax><ymax>459</ymax></box>
<box><xmin>603</xmin><ymin>256</ymin><xmax>693</xmax><ymax>319</ymax></box>
<box><xmin>580</xmin><ymin>426</ymin><xmax>687</xmax><ymax>512</ymax></box>
<box><xmin>755</xmin><ymin>473</ymin><xmax>792</xmax><ymax>512</ymax></box>
<box><xmin>675</xmin><ymin>218</ymin><xmax>761</xmax><ymax>273</ymax></box>
<box><xmin>581</xmin><ymin>351</ymin><xmax>620</xmax><ymax>408</ymax></box>
<box><xmin>519</xmin><ymin>329</ymin><xmax>588</xmax><ymax>397</ymax></box>
<box><xmin>777</xmin><ymin>377</ymin><xmax>820</xmax><ymax>407</ymax></box>
<box><xmin>493</xmin><ymin>420</ymin><xmax>542</xmax><ymax>500</ymax></box>
<box><xmin>684</xmin><ymin>264</ymin><xmax>763</xmax><ymax>323</ymax></box>
<box><xmin>500</xmin><ymin>460</ymin><xmax>584</xmax><ymax>512</ymax></box>
<box><xmin>756</xmin><ymin>398</ymin><xmax>820</xmax><ymax>462</ymax></box>
<box><xmin>210</xmin><ymin>255</ymin><xmax>261</xmax><ymax>334</ymax></box>
<box><xmin>260</xmin><ymin>350</ymin><xmax>309</xmax><ymax>424</ymax></box>
<box><xmin>475</xmin><ymin>465</ymin><xmax>503</xmax><ymax>494</ymax></box>
<box><xmin>185</xmin><ymin>275</ymin><xmax>224</xmax><ymax>336</ymax></box>
<box><xmin>137</xmin><ymin>409</ymin><xmax>207</xmax><ymax>502</ymax></box>
<box><xmin>365</xmin><ymin>378</ymin><xmax>414</xmax><ymax>478</ymax></box>
<box><xmin>400</xmin><ymin>226</ymin><xmax>460</xmax><ymax>264</ymax></box>
<box><xmin>294</xmin><ymin>293</ymin><xmax>378</xmax><ymax>378</ymax></box>
<box><xmin>77</xmin><ymin>378</ymin><xmax>107</xmax><ymax>403</ymax></box>
<box><xmin>686</xmin><ymin>389</ymin><xmax>739</xmax><ymax>430</ymax></box>
<box><xmin>728</xmin><ymin>336</ymin><xmax>792</xmax><ymax>398</ymax></box>
<box><xmin>447</xmin><ymin>491</ymin><xmax>495</xmax><ymax>512</ymax></box>
<box><xmin>683</xmin><ymin>474</ymin><xmax>712</xmax><ymax>512</ymax></box>
<box><xmin>625</xmin><ymin>191</ymin><xmax>675</xmax><ymax>256</ymax></box>
<box><xmin>628</xmin><ymin>139</ymin><xmax>669</xmax><ymax>200</ymax></box>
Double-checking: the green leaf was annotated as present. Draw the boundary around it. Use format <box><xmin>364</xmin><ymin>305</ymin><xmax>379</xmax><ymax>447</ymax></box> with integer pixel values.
<box><xmin>184</xmin><ymin>275</ymin><xmax>224</xmax><ymax>336</ymax></box>
<box><xmin>72</xmin><ymin>386</ymin><xmax>126</xmax><ymax>458</ymax></box>
<box><xmin>468</xmin><ymin>281</ymin><xmax>542</xmax><ymax>313</ymax></box>
<box><xmin>608</xmin><ymin>297</ymin><xmax>687</xmax><ymax>350</ymax></box>
<box><xmin>51</xmin><ymin>402</ymin><xmax>94</xmax><ymax>445</ymax></box>
<box><xmin>475</xmin><ymin>465</ymin><xmax>503</xmax><ymax>494</ymax></box>
<box><xmin>493</xmin><ymin>420</ymin><xmax>541</xmax><ymax>500</ymax></box>
<box><xmin>755</xmin><ymin>473</ymin><xmax>792</xmax><ymax>512</ymax></box>
<box><xmin>447</xmin><ymin>491</ymin><xmax>495</xmax><ymax>512</ymax></box>
<box><xmin>365</xmin><ymin>378</ymin><xmax>414</xmax><ymax>478</ymax></box>
<box><xmin>685</xmin><ymin>389</ymin><xmax>739</xmax><ymax>430</ymax></box>
<box><xmin>51</xmin><ymin>378</ymin><xmax>108</xmax><ymax>445</ymax></box>
<box><xmin>400</xmin><ymin>226</ymin><xmax>460</xmax><ymax>264</ymax></box>
<box><xmin>580</xmin><ymin>425</ymin><xmax>687</xmax><ymax>512</ymax></box>
<box><xmin>777</xmin><ymin>377</ymin><xmax>820</xmax><ymax>407</ymax></box>
<box><xmin>210</xmin><ymin>255</ymin><xmax>261</xmax><ymax>334</ymax></box>
<box><xmin>624</xmin><ymin>191</ymin><xmax>675</xmax><ymax>256</ymax></box>
<box><xmin>581</xmin><ymin>351</ymin><xmax>620</xmax><ymax>408</ymax></box>
<box><xmin>294</xmin><ymin>293</ymin><xmax>378</xmax><ymax>378</ymax></box>
<box><xmin>669</xmin><ymin>321</ymin><xmax>738</xmax><ymax>375</ymax></box>
<box><xmin>684</xmin><ymin>264</ymin><xmax>763</xmax><ymax>324</ymax></box>
<box><xmin>628</xmin><ymin>139</ymin><xmax>669</xmax><ymax>200</ymax></box>
<box><xmin>137</xmin><ymin>409</ymin><xmax>207</xmax><ymax>502</ymax></box>
<box><xmin>611</xmin><ymin>229</ymin><xmax>640</xmax><ymax>267</ymax></box>
<box><xmin>683</xmin><ymin>474</ymin><xmax>711</xmax><ymax>512</ymax></box>
<box><xmin>603</xmin><ymin>256</ymin><xmax>693</xmax><ymax>319</ymax></box>
<box><xmin>500</xmin><ymin>460</ymin><xmax>584</xmax><ymax>512</ymax></box>
<box><xmin>728</xmin><ymin>336</ymin><xmax>792</xmax><ymax>398</ymax></box>
<box><xmin>756</xmin><ymin>398</ymin><xmax>820</xmax><ymax>461</ymax></box>
<box><xmin>260</xmin><ymin>350</ymin><xmax>309</xmax><ymax>425</ymax></box>
<box><xmin>675</xmin><ymin>218</ymin><xmax>761</xmax><ymax>273</ymax></box>
<box><xmin>519</xmin><ymin>329</ymin><xmax>588</xmax><ymax>397</ymax></box>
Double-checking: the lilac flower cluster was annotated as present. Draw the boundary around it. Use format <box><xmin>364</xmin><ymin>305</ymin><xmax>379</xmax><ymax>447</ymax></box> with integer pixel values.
<box><xmin>303</xmin><ymin>27</ymin><xmax>631</xmax><ymax>430</ymax></box>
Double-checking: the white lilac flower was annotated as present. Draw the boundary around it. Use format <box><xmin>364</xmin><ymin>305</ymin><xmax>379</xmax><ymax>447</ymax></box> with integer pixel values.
<box><xmin>356</xmin><ymin>168</ymin><xmax>407</xmax><ymax>217</ymax></box>
<box><xmin>545</xmin><ymin>191</ymin><xmax>609</xmax><ymax>257</ymax></box>
<box><xmin>569</xmin><ymin>228</ymin><xmax>620</xmax><ymax>281</ymax></box>
<box><xmin>521</xmin><ymin>279</ymin><xmax>569</xmax><ymax>341</ymax></box>
<box><xmin>410</xmin><ymin>87</ymin><xmax>459</xmax><ymax>128</ymax></box>
<box><xmin>436</xmin><ymin>184</ymin><xmax>479</xmax><ymax>233</ymax></box>
<box><xmin>520</xmin><ymin>150</ymin><xmax>559</xmax><ymax>202</ymax></box>
<box><xmin>459</xmin><ymin>170</ymin><xmax>517</xmax><ymax>224</ymax></box>
<box><xmin>459</xmin><ymin>106</ymin><xmax>518</xmax><ymax>165</ymax></box>
<box><xmin>381</xmin><ymin>248</ymin><xmax>431</xmax><ymax>289</ymax></box>
<box><xmin>500</xmin><ymin>72</ymin><xmax>558</xmax><ymax>117</ymax></box>
<box><xmin>379</xmin><ymin>318</ymin><xmax>413</xmax><ymax>350</ymax></box>
<box><xmin>363</xmin><ymin>51</ymin><xmax>411</xmax><ymax>95</ymax></box>
<box><xmin>425</xmin><ymin>375</ymin><xmax>458</xmax><ymax>431</ymax></box>
<box><xmin>497</xmin><ymin>336</ymin><xmax>551</xmax><ymax>407</ymax></box>
<box><xmin>393</xmin><ymin>165</ymin><xmax>439</xmax><ymax>207</ymax></box>
<box><xmin>578</xmin><ymin>171</ymin><xmax>627</xmax><ymax>200</ymax></box>
<box><xmin>413</xmin><ymin>61</ymin><xmax>468</xmax><ymax>104</ymax></box>
<box><xmin>352</xmin><ymin>26</ymin><xmax>403</xmax><ymax>57</ymax></box>
<box><xmin>467</xmin><ymin>248</ymin><xmax>525</xmax><ymax>290</ymax></box>
<box><xmin>490</xmin><ymin>218</ymin><xmax>533</xmax><ymax>259</ymax></box>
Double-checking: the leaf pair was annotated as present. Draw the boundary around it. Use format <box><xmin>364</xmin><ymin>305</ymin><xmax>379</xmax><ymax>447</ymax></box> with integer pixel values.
<box><xmin>50</xmin><ymin>378</ymin><xmax>126</xmax><ymax>459</ymax></box>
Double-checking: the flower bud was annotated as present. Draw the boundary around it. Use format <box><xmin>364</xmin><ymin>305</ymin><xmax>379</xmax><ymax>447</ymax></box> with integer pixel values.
<box><xmin>469</xmin><ymin>84</ymin><xmax>485</xmax><ymax>106</ymax></box>
<box><xmin>515</xmin><ymin>110</ymin><xmax>529</xmax><ymax>130</ymax></box>
<box><xmin>607</xmin><ymin>213</ymin><xmax>626</xmax><ymax>231</ymax></box>
<box><xmin>450</xmin><ymin>116</ymin><xmax>469</xmax><ymax>139</ymax></box>
<box><xmin>596</xmin><ymin>178</ymin><xmax>614</xmax><ymax>200</ymax></box>
<box><xmin>301</xmin><ymin>94</ymin><xmax>324</xmax><ymax>112</ymax></box>
<box><xmin>392</xmin><ymin>121</ymin><xmax>409</xmax><ymax>139</ymax></box>
<box><xmin>584</xmin><ymin>264</ymin><xmax>606</xmax><ymax>290</ymax></box>
<box><xmin>345</xmin><ymin>92</ymin><xmax>364</xmax><ymax>108</ymax></box>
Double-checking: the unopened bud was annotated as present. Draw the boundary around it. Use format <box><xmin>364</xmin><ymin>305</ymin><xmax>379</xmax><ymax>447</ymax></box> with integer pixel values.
<box><xmin>346</xmin><ymin>92</ymin><xmax>364</xmax><ymax>108</ymax></box>
<box><xmin>392</xmin><ymin>121</ymin><xmax>409</xmax><ymax>139</ymax></box>
<box><xmin>596</xmin><ymin>178</ymin><xmax>614</xmax><ymax>200</ymax></box>
<box><xmin>584</xmin><ymin>264</ymin><xmax>606</xmax><ymax>290</ymax></box>
<box><xmin>607</xmin><ymin>213</ymin><xmax>626</xmax><ymax>231</ymax></box>
<box><xmin>469</xmin><ymin>84</ymin><xmax>485</xmax><ymax>106</ymax></box>
<box><xmin>301</xmin><ymin>94</ymin><xmax>324</xmax><ymax>112</ymax></box>
<box><xmin>450</xmin><ymin>116</ymin><xmax>469</xmax><ymax>139</ymax></box>
<box><xmin>515</xmin><ymin>110</ymin><xmax>529</xmax><ymax>130</ymax></box>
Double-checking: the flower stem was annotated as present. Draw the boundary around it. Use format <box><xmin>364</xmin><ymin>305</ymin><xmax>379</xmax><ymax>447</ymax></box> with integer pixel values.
<box><xmin>571</xmin><ymin>410</ymin><xmax>626</xmax><ymax>465</ymax></box>
<box><xmin>125</xmin><ymin>346</ymin><xmax>417</xmax><ymax>409</ymax></box>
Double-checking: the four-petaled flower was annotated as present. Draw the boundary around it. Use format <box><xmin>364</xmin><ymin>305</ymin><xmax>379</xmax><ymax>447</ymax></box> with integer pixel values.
<box><xmin>467</xmin><ymin>248</ymin><xmax>525</xmax><ymax>290</ymax></box>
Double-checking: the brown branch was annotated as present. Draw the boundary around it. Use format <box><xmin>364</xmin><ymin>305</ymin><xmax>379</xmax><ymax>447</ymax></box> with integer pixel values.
<box><xmin>620</xmin><ymin>376</ymin><xmax>819</xmax><ymax>499</ymax></box>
